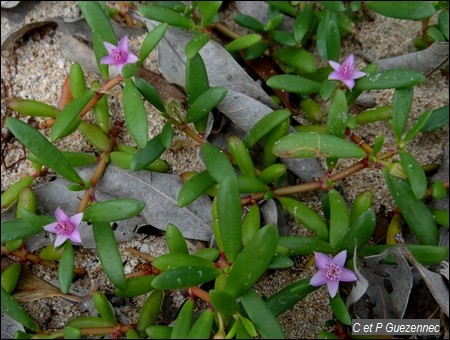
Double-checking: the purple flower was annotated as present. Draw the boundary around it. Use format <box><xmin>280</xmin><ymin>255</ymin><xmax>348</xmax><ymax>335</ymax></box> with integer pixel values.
<box><xmin>100</xmin><ymin>36</ymin><xmax>138</xmax><ymax>74</ymax></box>
<box><xmin>310</xmin><ymin>250</ymin><xmax>358</xmax><ymax>298</ymax></box>
<box><xmin>43</xmin><ymin>208</ymin><xmax>83</xmax><ymax>247</ymax></box>
<box><xmin>328</xmin><ymin>54</ymin><xmax>366</xmax><ymax>90</ymax></box>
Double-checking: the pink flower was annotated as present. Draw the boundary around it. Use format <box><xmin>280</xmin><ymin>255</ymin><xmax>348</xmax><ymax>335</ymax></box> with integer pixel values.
<box><xmin>310</xmin><ymin>250</ymin><xmax>358</xmax><ymax>298</ymax></box>
<box><xmin>328</xmin><ymin>54</ymin><xmax>366</xmax><ymax>90</ymax></box>
<box><xmin>100</xmin><ymin>36</ymin><xmax>138</xmax><ymax>74</ymax></box>
<box><xmin>44</xmin><ymin>207</ymin><xmax>83</xmax><ymax>247</ymax></box>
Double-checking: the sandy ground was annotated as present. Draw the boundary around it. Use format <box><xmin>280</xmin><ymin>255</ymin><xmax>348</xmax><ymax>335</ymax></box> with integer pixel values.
<box><xmin>1</xmin><ymin>1</ymin><xmax>448</xmax><ymax>339</ymax></box>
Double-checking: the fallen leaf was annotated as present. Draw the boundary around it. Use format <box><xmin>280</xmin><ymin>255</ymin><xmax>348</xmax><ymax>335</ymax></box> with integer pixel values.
<box><xmin>350</xmin><ymin>247</ymin><xmax>412</xmax><ymax>319</ymax></box>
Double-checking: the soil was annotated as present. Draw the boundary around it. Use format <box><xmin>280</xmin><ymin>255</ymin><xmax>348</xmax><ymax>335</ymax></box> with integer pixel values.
<box><xmin>1</xmin><ymin>1</ymin><xmax>448</xmax><ymax>339</ymax></box>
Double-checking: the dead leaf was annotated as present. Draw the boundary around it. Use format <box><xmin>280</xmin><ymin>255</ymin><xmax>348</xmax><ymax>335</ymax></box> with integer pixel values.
<box><xmin>12</xmin><ymin>267</ymin><xmax>88</xmax><ymax>303</ymax></box>
<box><xmin>350</xmin><ymin>247</ymin><xmax>412</xmax><ymax>319</ymax></box>
<box><xmin>395</xmin><ymin>235</ymin><xmax>449</xmax><ymax>317</ymax></box>
<box><xmin>375</xmin><ymin>42</ymin><xmax>449</xmax><ymax>76</ymax></box>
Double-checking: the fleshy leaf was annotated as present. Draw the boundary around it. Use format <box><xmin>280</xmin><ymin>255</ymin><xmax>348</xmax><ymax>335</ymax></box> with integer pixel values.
<box><xmin>273</xmin><ymin>132</ymin><xmax>366</xmax><ymax>159</ymax></box>
<box><xmin>92</xmin><ymin>222</ymin><xmax>127</xmax><ymax>289</ymax></box>
<box><xmin>6</xmin><ymin>118</ymin><xmax>83</xmax><ymax>184</ymax></box>
<box><xmin>123</xmin><ymin>79</ymin><xmax>149</xmax><ymax>148</ymax></box>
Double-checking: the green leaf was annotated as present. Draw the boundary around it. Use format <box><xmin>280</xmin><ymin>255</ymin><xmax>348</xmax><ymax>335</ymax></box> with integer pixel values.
<box><xmin>151</xmin><ymin>266</ymin><xmax>221</xmax><ymax>290</ymax></box>
<box><xmin>266</xmin><ymin>278</ymin><xmax>317</xmax><ymax>316</ymax></box>
<box><xmin>224</xmin><ymin>224</ymin><xmax>279</xmax><ymax>298</ymax></box>
<box><xmin>401</xmin><ymin>110</ymin><xmax>433</xmax><ymax>146</ymax></box>
<box><xmin>6</xmin><ymin>118</ymin><xmax>82</xmax><ymax>184</ymax></box>
<box><xmin>421</xmin><ymin>105</ymin><xmax>449</xmax><ymax>133</ymax></box>
<box><xmin>186</xmin><ymin>308</ymin><xmax>214</xmax><ymax>339</ymax></box>
<box><xmin>131</xmin><ymin>134</ymin><xmax>167</xmax><ymax>171</ymax></box>
<box><xmin>50</xmin><ymin>91</ymin><xmax>95</xmax><ymax>141</ymax></box>
<box><xmin>134</xmin><ymin>76</ymin><xmax>166</xmax><ymax>114</ymax></box>
<box><xmin>390</xmin><ymin>87</ymin><xmax>413</xmax><ymax>142</ymax></box>
<box><xmin>339</xmin><ymin>209</ymin><xmax>376</xmax><ymax>255</ymax></box>
<box><xmin>92</xmin><ymin>291</ymin><xmax>115</xmax><ymax>325</ymax></box>
<box><xmin>78</xmin><ymin>1</ymin><xmax>117</xmax><ymax>79</ymax></box>
<box><xmin>186</xmin><ymin>86</ymin><xmax>228</xmax><ymax>123</ymax></box>
<box><xmin>294</xmin><ymin>4</ymin><xmax>314</xmax><ymax>42</ymax></box>
<box><xmin>273</xmin><ymin>47</ymin><xmax>317</xmax><ymax>73</ymax></box>
<box><xmin>84</xmin><ymin>199</ymin><xmax>145</xmax><ymax>223</ymax></box>
<box><xmin>233</xmin><ymin>14</ymin><xmax>265</xmax><ymax>32</ymax></box>
<box><xmin>200</xmin><ymin>143</ymin><xmax>237</xmax><ymax>184</ymax></box>
<box><xmin>59</xmin><ymin>242</ymin><xmax>74</xmax><ymax>294</ymax></box>
<box><xmin>365</xmin><ymin>1</ymin><xmax>436</xmax><ymax>20</ymax></box>
<box><xmin>278</xmin><ymin>197</ymin><xmax>328</xmax><ymax>241</ymax></box>
<box><xmin>1</xmin><ymin>287</ymin><xmax>38</xmax><ymax>331</ymax></box>
<box><xmin>137</xmin><ymin>289</ymin><xmax>164</xmax><ymax>336</ymax></box>
<box><xmin>266</xmin><ymin>1</ymin><xmax>297</xmax><ymax>16</ymax></box>
<box><xmin>185</xmin><ymin>34</ymin><xmax>210</xmax><ymax>59</ymax></box>
<box><xmin>330</xmin><ymin>294</ymin><xmax>351</xmax><ymax>325</ymax></box>
<box><xmin>328</xmin><ymin>189</ymin><xmax>350</xmax><ymax>249</ymax></box>
<box><xmin>244</xmin><ymin>108</ymin><xmax>291</xmax><ymax>148</ymax></box>
<box><xmin>355</xmin><ymin>69</ymin><xmax>426</xmax><ymax>90</ymax></box>
<box><xmin>217</xmin><ymin>177</ymin><xmax>242</xmax><ymax>262</ymax></box>
<box><xmin>244</xmin><ymin>41</ymin><xmax>269</xmax><ymax>60</ymax></box>
<box><xmin>186</xmin><ymin>53</ymin><xmax>209</xmax><ymax>106</ymax></box>
<box><xmin>1</xmin><ymin>175</ymin><xmax>34</xmax><ymax>209</ymax></box>
<box><xmin>138</xmin><ymin>23</ymin><xmax>168</xmax><ymax>62</ymax></box>
<box><xmin>165</xmin><ymin>223</ymin><xmax>189</xmax><ymax>254</ymax></box>
<box><xmin>399</xmin><ymin>150</ymin><xmax>427</xmax><ymax>200</ymax></box>
<box><xmin>123</xmin><ymin>79</ymin><xmax>149</xmax><ymax>148</ymax></box>
<box><xmin>327</xmin><ymin>89</ymin><xmax>348</xmax><ymax>138</ymax></box>
<box><xmin>359</xmin><ymin>244</ymin><xmax>448</xmax><ymax>266</ymax></box>
<box><xmin>152</xmin><ymin>253</ymin><xmax>214</xmax><ymax>271</ymax></box>
<box><xmin>267</xmin><ymin>75</ymin><xmax>321</xmax><ymax>95</ymax></box>
<box><xmin>240</xmin><ymin>289</ymin><xmax>285</xmax><ymax>339</ymax></box>
<box><xmin>271</xmin><ymin>30</ymin><xmax>296</xmax><ymax>46</ymax></box>
<box><xmin>197</xmin><ymin>1</ymin><xmax>222</xmax><ymax>28</ymax></box>
<box><xmin>320</xmin><ymin>1</ymin><xmax>346</xmax><ymax>12</ymax></box>
<box><xmin>326</xmin><ymin>16</ymin><xmax>340</xmax><ymax>61</ymax></box>
<box><xmin>171</xmin><ymin>299</ymin><xmax>194</xmax><ymax>339</ymax></box>
<box><xmin>383</xmin><ymin>169</ymin><xmax>439</xmax><ymax>245</ymax></box>
<box><xmin>114</xmin><ymin>275</ymin><xmax>156</xmax><ymax>298</ymax></box>
<box><xmin>139</xmin><ymin>4</ymin><xmax>195</xmax><ymax>29</ymax></box>
<box><xmin>93</xmin><ymin>222</ymin><xmax>127</xmax><ymax>289</ymax></box>
<box><xmin>225</xmin><ymin>34</ymin><xmax>262</xmax><ymax>52</ymax></box>
<box><xmin>177</xmin><ymin>170</ymin><xmax>216</xmax><ymax>208</ymax></box>
<box><xmin>438</xmin><ymin>11</ymin><xmax>449</xmax><ymax>40</ymax></box>
<box><xmin>209</xmin><ymin>290</ymin><xmax>240</xmax><ymax>316</ymax></box>
<box><xmin>278</xmin><ymin>236</ymin><xmax>334</xmax><ymax>256</ymax></box>
<box><xmin>273</xmin><ymin>132</ymin><xmax>366</xmax><ymax>159</ymax></box>
<box><xmin>354</xmin><ymin>105</ymin><xmax>392</xmax><ymax>125</ymax></box>
<box><xmin>161</xmin><ymin>122</ymin><xmax>174</xmax><ymax>149</ymax></box>
<box><xmin>8</xmin><ymin>98</ymin><xmax>60</xmax><ymax>118</ymax></box>
<box><xmin>316</xmin><ymin>10</ymin><xmax>330</xmax><ymax>60</ymax></box>
<box><xmin>69</xmin><ymin>62</ymin><xmax>86</xmax><ymax>98</ymax></box>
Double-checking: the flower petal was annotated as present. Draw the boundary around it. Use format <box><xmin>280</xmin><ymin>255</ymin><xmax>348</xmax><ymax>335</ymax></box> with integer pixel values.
<box><xmin>328</xmin><ymin>71</ymin><xmax>344</xmax><ymax>81</ymax></box>
<box><xmin>43</xmin><ymin>222</ymin><xmax>59</xmax><ymax>233</ymax></box>
<box><xmin>340</xmin><ymin>268</ymin><xmax>358</xmax><ymax>282</ymax></box>
<box><xmin>352</xmin><ymin>71</ymin><xmax>367</xmax><ymax>79</ymax></box>
<box><xmin>310</xmin><ymin>271</ymin><xmax>328</xmax><ymax>286</ymax></box>
<box><xmin>118</xmin><ymin>36</ymin><xmax>128</xmax><ymax>52</ymax></box>
<box><xmin>315</xmin><ymin>252</ymin><xmax>331</xmax><ymax>270</ymax></box>
<box><xmin>103</xmin><ymin>41</ymin><xmax>117</xmax><ymax>54</ymax></box>
<box><xmin>100</xmin><ymin>55</ymin><xmax>117</xmax><ymax>65</ymax></box>
<box><xmin>327</xmin><ymin>280</ymin><xmax>339</xmax><ymax>298</ymax></box>
<box><xmin>115</xmin><ymin>64</ymin><xmax>124</xmax><ymax>74</ymax></box>
<box><xmin>342</xmin><ymin>79</ymin><xmax>355</xmax><ymax>90</ymax></box>
<box><xmin>68</xmin><ymin>228</ymin><xmax>82</xmax><ymax>244</ymax></box>
<box><xmin>332</xmin><ymin>250</ymin><xmax>347</xmax><ymax>267</ymax></box>
<box><xmin>70</xmin><ymin>212</ymin><xmax>84</xmax><ymax>227</ymax></box>
<box><xmin>126</xmin><ymin>53</ymin><xmax>139</xmax><ymax>64</ymax></box>
<box><xmin>54</xmin><ymin>234</ymin><xmax>68</xmax><ymax>248</ymax></box>
<box><xmin>344</xmin><ymin>54</ymin><xmax>355</xmax><ymax>67</ymax></box>
<box><xmin>55</xmin><ymin>207</ymin><xmax>69</xmax><ymax>222</ymax></box>
<box><xmin>328</xmin><ymin>60</ymin><xmax>341</xmax><ymax>71</ymax></box>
